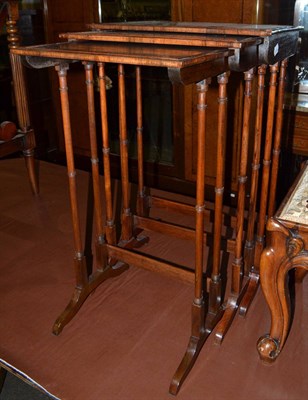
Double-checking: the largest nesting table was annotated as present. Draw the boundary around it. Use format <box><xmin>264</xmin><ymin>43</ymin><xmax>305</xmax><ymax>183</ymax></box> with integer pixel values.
<box><xmin>10</xmin><ymin>22</ymin><xmax>300</xmax><ymax>395</ymax></box>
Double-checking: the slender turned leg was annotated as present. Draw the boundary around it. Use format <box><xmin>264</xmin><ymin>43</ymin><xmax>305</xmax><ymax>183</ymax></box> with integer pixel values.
<box><xmin>98</xmin><ymin>63</ymin><xmax>117</xmax><ymax>245</ymax></box>
<box><xmin>135</xmin><ymin>66</ymin><xmax>148</xmax><ymax>217</ymax></box>
<box><xmin>239</xmin><ymin>65</ymin><xmax>267</xmax><ymax>315</ymax></box>
<box><xmin>10</xmin><ymin>53</ymin><xmax>39</xmax><ymax>195</ymax></box>
<box><xmin>257</xmin><ymin>219</ymin><xmax>308</xmax><ymax>362</ymax></box>
<box><xmin>209</xmin><ymin>72</ymin><xmax>229</xmax><ymax>314</ymax></box>
<box><xmin>52</xmin><ymin>64</ymin><xmax>88</xmax><ymax>335</ymax></box>
<box><xmin>267</xmin><ymin>59</ymin><xmax>288</xmax><ymax>217</ymax></box>
<box><xmin>118</xmin><ymin>64</ymin><xmax>133</xmax><ymax>243</ymax></box>
<box><xmin>117</xmin><ymin>64</ymin><xmax>148</xmax><ymax>249</ymax></box>
<box><xmin>170</xmin><ymin>79</ymin><xmax>212</xmax><ymax>396</ymax></box>
<box><xmin>215</xmin><ymin>69</ymin><xmax>254</xmax><ymax>343</ymax></box>
<box><xmin>244</xmin><ymin>63</ymin><xmax>279</xmax><ymax>312</ymax></box>
<box><xmin>53</xmin><ymin>64</ymin><xmax>128</xmax><ymax>335</ymax></box>
<box><xmin>83</xmin><ymin>62</ymin><xmax>106</xmax><ymax>268</ymax></box>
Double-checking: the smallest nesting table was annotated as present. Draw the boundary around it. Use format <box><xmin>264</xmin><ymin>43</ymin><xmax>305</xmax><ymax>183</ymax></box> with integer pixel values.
<box><xmin>10</xmin><ymin>37</ymin><xmax>233</xmax><ymax>395</ymax></box>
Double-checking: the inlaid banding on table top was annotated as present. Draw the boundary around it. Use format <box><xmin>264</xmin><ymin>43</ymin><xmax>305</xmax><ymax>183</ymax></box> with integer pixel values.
<box><xmin>88</xmin><ymin>21</ymin><xmax>300</xmax><ymax>37</ymax></box>
<box><xmin>11</xmin><ymin>41</ymin><xmax>233</xmax><ymax>69</ymax></box>
<box><xmin>84</xmin><ymin>21</ymin><xmax>300</xmax><ymax>66</ymax></box>
<box><xmin>278</xmin><ymin>166</ymin><xmax>308</xmax><ymax>225</ymax></box>
<box><xmin>59</xmin><ymin>30</ymin><xmax>262</xmax><ymax>49</ymax></box>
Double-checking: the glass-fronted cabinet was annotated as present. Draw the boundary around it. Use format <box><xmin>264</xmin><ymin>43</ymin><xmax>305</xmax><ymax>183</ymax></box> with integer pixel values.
<box><xmin>281</xmin><ymin>0</ymin><xmax>308</xmax><ymax>180</ymax></box>
<box><xmin>294</xmin><ymin>0</ymin><xmax>308</xmax><ymax>93</ymax></box>
<box><xmin>97</xmin><ymin>1</ymin><xmax>173</xmax><ymax>168</ymax></box>
<box><xmin>98</xmin><ymin>0</ymin><xmax>170</xmax><ymax>22</ymax></box>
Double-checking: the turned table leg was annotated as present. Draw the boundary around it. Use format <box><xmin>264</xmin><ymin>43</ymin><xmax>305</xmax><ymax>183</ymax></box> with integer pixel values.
<box><xmin>215</xmin><ymin>68</ymin><xmax>254</xmax><ymax>343</ymax></box>
<box><xmin>118</xmin><ymin>64</ymin><xmax>133</xmax><ymax>244</ymax></box>
<box><xmin>209</xmin><ymin>72</ymin><xmax>229</xmax><ymax>314</ymax></box>
<box><xmin>239</xmin><ymin>63</ymin><xmax>279</xmax><ymax>317</ymax></box>
<box><xmin>83</xmin><ymin>62</ymin><xmax>106</xmax><ymax>268</ymax></box>
<box><xmin>169</xmin><ymin>76</ymin><xmax>226</xmax><ymax>395</ymax></box>
<box><xmin>98</xmin><ymin>63</ymin><xmax>117</xmax><ymax>246</ymax></box>
<box><xmin>53</xmin><ymin>63</ymin><xmax>128</xmax><ymax>335</ymax></box>
<box><xmin>267</xmin><ymin>59</ymin><xmax>288</xmax><ymax>217</ymax></box>
<box><xmin>243</xmin><ymin>65</ymin><xmax>267</xmax><ymax>272</ymax></box>
<box><xmin>135</xmin><ymin>66</ymin><xmax>148</xmax><ymax>217</ymax></box>
<box><xmin>116</xmin><ymin>64</ymin><xmax>149</xmax><ymax>250</ymax></box>
<box><xmin>52</xmin><ymin>63</ymin><xmax>88</xmax><ymax>335</ymax></box>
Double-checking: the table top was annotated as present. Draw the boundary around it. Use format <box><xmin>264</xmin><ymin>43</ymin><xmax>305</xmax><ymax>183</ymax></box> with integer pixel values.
<box><xmin>59</xmin><ymin>31</ymin><xmax>262</xmax><ymax>49</ymax></box>
<box><xmin>11</xmin><ymin>21</ymin><xmax>301</xmax><ymax>78</ymax></box>
<box><xmin>11</xmin><ymin>40</ymin><xmax>233</xmax><ymax>84</ymax></box>
<box><xmin>11</xmin><ymin>40</ymin><xmax>232</xmax><ymax>68</ymax></box>
<box><xmin>61</xmin><ymin>21</ymin><xmax>300</xmax><ymax>69</ymax></box>
<box><xmin>88</xmin><ymin>21</ymin><xmax>301</xmax><ymax>37</ymax></box>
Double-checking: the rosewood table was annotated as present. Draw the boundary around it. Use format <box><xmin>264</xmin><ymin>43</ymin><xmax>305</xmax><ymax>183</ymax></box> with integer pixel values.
<box><xmin>10</xmin><ymin>22</ymin><xmax>300</xmax><ymax>395</ymax></box>
<box><xmin>61</xmin><ymin>22</ymin><xmax>301</xmax><ymax>342</ymax></box>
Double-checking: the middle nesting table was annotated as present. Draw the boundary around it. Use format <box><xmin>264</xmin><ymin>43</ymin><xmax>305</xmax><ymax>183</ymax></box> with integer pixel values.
<box><xmin>62</xmin><ymin>22</ymin><xmax>300</xmax><ymax>344</ymax></box>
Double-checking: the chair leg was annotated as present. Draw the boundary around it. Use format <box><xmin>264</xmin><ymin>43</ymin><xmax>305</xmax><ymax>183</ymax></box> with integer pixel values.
<box><xmin>257</xmin><ymin>218</ymin><xmax>308</xmax><ymax>362</ymax></box>
<box><xmin>23</xmin><ymin>148</ymin><xmax>39</xmax><ymax>195</ymax></box>
<box><xmin>10</xmin><ymin>52</ymin><xmax>39</xmax><ymax>195</ymax></box>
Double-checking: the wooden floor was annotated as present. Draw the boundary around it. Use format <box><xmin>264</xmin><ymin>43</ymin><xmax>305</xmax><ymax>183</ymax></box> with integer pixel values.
<box><xmin>0</xmin><ymin>158</ymin><xmax>307</xmax><ymax>400</ymax></box>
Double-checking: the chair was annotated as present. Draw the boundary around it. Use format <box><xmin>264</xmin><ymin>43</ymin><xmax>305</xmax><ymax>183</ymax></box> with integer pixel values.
<box><xmin>0</xmin><ymin>0</ymin><xmax>38</xmax><ymax>194</ymax></box>
<box><xmin>257</xmin><ymin>160</ymin><xmax>308</xmax><ymax>362</ymax></box>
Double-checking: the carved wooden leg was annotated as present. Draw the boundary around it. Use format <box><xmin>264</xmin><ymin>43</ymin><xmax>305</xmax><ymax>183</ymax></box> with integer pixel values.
<box><xmin>240</xmin><ymin>63</ymin><xmax>279</xmax><ymax>317</ymax></box>
<box><xmin>170</xmin><ymin>79</ymin><xmax>213</xmax><ymax>395</ymax></box>
<box><xmin>215</xmin><ymin>69</ymin><xmax>254</xmax><ymax>343</ymax></box>
<box><xmin>6</xmin><ymin>4</ymin><xmax>39</xmax><ymax>194</ymax></box>
<box><xmin>295</xmin><ymin>268</ymin><xmax>308</xmax><ymax>282</ymax></box>
<box><xmin>278</xmin><ymin>242</ymin><xmax>308</xmax><ymax>351</ymax></box>
<box><xmin>10</xmin><ymin>53</ymin><xmax>39</xmax><ymax>195</ymax></box>
<box><xmin>257</xmin><ymin>219</ymin><xmax>308</xmax><ymax>362</ymax></box>
<box><xmin>209</xmin><ymin>72</ymin><xmax>229</xmax><ymax>314</ymax></box>
<box><xmin>257</xmin><ymin>218</ymin><xmax>285</xmax><ymax>362</ymax></box>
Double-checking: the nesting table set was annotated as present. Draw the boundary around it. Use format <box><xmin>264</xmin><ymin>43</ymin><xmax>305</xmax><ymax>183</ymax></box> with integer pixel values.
<box><xmin>10</xmin><ymin>21</ymin><xmax>300</xmax><ymax>394</ymax></box>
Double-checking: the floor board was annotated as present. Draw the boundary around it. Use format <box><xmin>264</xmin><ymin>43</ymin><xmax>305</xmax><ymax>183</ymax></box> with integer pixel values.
<box><xmin>0</xmin><ymin>158</ymin><xmax>307</xmax><ymax>400</ymax></box>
